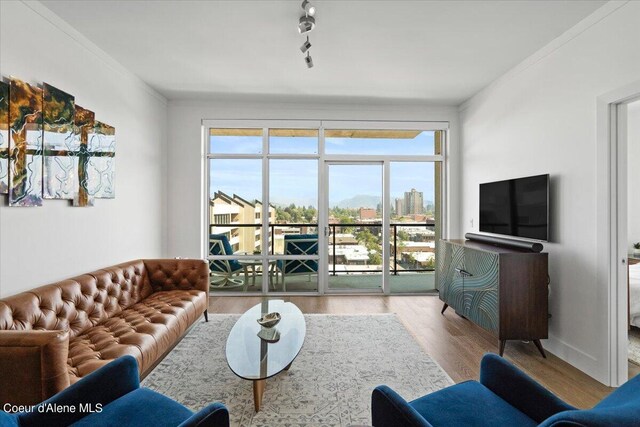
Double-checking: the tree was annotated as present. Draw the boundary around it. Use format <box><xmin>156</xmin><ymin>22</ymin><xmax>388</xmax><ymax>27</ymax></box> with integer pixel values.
<box><xmin>368</xmin><ymin>251</ymin><xmax>382</xmax><ymax>265</ymax></box>
<box><xmin>397</xmin><ymin>230</ymin><xmax>410</xmax><ymax>241</ymax></box>
<box><xmin>275</xmin><ymin>203</ymin><xmax>317</xmax><ymax>224</ymax></box>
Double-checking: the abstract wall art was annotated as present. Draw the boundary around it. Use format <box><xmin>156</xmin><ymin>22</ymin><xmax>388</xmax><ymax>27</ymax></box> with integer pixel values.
<box><xmin>0</xmin><ymin>81</ymin><xmax>8</xmax><ymax>194</ymax></box>
<box><xmin>43</xmin><ymin>83</ymin><xmax>77</xmax><ymax>199</ymax></box>
<box><xmin>8</xmin><ymin>78</ymin><xmax>43</xmax><ymax>207</ymax></box>
<box><xmin>73</xmin><ymin>105</ymin><xmax>95</xmax><ymax>207</ymax></box>
<box><xmin>0</xmin><ymin>76</ymin><xmax>116</xmax><ymax>208</ymax></box>
<box><xmin>86</xmin><ymin>121</ymin><xmax>115</xmax><ymax>199</ymax></box>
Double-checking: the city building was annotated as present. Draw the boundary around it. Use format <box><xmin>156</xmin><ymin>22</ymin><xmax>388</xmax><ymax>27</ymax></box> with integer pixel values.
<box><xmin>394</xmin><ymin>198</ymin><xmax>404</xmax><ymax>216</ymax></box>
<box><xmin>359</xmin><ymin>207</ymin><xmax>377</xmax><ymax>220</ymax></box>
<box><xmin>404</xmin><ymin>188</ymin><xmax>424</xmax><ymax>215</ymax></box>
<box><xmin>210</xmin><ymin>191</ymin><xmax>275</xmax><ymax>253</ymax></box>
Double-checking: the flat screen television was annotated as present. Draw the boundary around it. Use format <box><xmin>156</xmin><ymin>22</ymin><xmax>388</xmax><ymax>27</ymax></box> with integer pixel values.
<box><xmin>479</xmin><ymin>174</ymin><xmax>549</xmax><ymax>241</ymax></box>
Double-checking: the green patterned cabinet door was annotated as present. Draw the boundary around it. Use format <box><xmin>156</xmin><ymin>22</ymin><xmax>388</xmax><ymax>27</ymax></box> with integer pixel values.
<box><xmin>437</xmin><ymin>241</ymin><xmax>465</xmax><ymax>312</ymax></box>
<box><xmin>437</xmin><ymin>239</ymin><xmax>548</xmax><ymax>356</ymax></box>
<box><xmin>462</xmin><ymin>248</ymin><xmax>499</xmax><ymax>333</ymax></box>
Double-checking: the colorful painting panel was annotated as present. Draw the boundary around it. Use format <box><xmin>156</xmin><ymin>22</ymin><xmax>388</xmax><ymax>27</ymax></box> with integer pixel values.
<box><xmin>43</xmin><ymin>83</ymin><xmax>77</xmax><ymax>199</ymax></box>
<box><xmin>0</xmin><ymin>81</ymin><xmax>8</xmax><ymax>194</ymax></box>
<box><xmin>86</xmin><ymin>121</ymin><xmax>115</xmax><ymax>198</ymax></box>
<box><xmin>73</xmin><ymin>105</ymin><xmax>95</xmax><ymax>207</ymax></box>
<box><xmin>9</xmin><ymin>78</ymin><xmax>43</xmax><ymax>207</ymax></box>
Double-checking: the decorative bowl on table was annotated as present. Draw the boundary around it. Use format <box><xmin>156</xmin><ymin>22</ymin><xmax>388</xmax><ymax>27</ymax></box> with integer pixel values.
<box><xmin>257</xmin><ymin>312</ymin><xmax>281</xmax><ymax>328</ymax></box>
<box><xmin>257</xmin><ymin>327</ymin><xmax>280</xmax><ymax>343</ymax></box>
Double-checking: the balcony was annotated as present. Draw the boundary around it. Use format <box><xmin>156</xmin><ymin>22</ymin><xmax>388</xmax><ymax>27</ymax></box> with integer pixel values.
<box><xmin>208</xmin><ymin>222</ymin><xmax>437</xmax><ymax>293</ymax></box>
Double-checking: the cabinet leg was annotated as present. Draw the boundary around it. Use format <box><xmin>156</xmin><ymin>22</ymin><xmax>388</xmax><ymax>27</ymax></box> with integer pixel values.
<box><xmin>499</xmin><ymin>340</ymin><xmax>506</xmax><ymax>356</ymax></box>
<box><xmin>441</xmin><ymin>303</ymin><xmax>448</xmax><ymax>314</ymax></box>
<box><xmin>533</xmin><ymin>339</ymin><xmax>547</xmax><ymax>358</ymax></box>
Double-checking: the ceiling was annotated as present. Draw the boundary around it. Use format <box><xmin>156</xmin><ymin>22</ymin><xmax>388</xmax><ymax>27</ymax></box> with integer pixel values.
<box><xmin>41</xmin><ymin>0</ymin><xmax>606</xmax><ymax>104</ymax></box>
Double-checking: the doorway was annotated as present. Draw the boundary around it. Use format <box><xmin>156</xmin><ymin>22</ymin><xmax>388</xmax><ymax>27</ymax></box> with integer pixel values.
<box><xmin>624</xmin><ymin>99</ymin><xmax>640</xmax><ymax>379</ymax></box>
<box><xmin>600</xmin><ymin>83</ymin><xmax>640</xmax><ymax>386</ymax></box>
<box><xmin>326</xmin><ymin>162</ymin><xmax>384</xmax><ymax>292</ymax></box>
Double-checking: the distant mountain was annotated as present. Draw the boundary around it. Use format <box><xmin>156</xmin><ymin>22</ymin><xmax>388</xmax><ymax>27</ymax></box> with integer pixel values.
<box><xmin>335</xmin><ymin>195</ymin><xmax>381</xmax><ymax>209</ymax></box>
<box><xmin>270</xmin><ymin>197</ymin><xmax>318</xmax><ymax>208</ymax></box>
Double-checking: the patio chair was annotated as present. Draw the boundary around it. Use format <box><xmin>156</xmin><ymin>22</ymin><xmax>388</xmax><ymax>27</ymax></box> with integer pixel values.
<box><xmin>209</xmin><ymin>234</ymin><xmax>244</xmax><ymax>290</ymax></box>
<box><xmin>276</xmin><ymin>234</ymin><xmax>318</xmax><ymax>292</ymax></box>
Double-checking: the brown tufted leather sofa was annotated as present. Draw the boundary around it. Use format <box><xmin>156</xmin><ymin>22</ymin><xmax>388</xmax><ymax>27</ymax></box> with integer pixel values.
<box><xmin>0</xmin><ymin>259</ymin><xmax>210</xmax><ymax>407</ymax></box>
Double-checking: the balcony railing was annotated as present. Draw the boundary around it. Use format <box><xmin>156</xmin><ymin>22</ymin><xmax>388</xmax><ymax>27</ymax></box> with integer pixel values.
<box><xmin>209</xmin><ymin>222</ymin><xmax>436</xmax><ymax>276</ymax></box>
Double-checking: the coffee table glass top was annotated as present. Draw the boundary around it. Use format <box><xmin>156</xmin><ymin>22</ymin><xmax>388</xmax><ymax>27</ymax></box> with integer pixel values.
<box><xmin>226</xmin><ymin>299</ymin><xmax>306</xmax><ymax>380</ymax></box>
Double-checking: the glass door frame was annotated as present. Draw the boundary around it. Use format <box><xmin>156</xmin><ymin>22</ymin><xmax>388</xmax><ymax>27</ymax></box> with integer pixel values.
<box><xmin>202</xmin><ymin>119</ymin><xmax>449</xmax><ymax>296</ymax></box>
<box><xmin>323</xmin><ymin>160</ymin><xmax>386</xmax><ymax>294</ymax></box>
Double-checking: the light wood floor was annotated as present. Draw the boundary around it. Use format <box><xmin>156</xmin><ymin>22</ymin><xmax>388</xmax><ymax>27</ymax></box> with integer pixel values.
<box><xmin>209</xmin><ymin>295</ymin><xmax>614</xmax><ymax>408</ymax></box>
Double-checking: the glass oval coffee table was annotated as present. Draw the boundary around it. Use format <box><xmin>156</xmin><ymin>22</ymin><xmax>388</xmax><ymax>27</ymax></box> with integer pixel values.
<box><xmin>225</xmin><ymin>299</ymin><xmax>306</xmax><ymax>411</ymax></box>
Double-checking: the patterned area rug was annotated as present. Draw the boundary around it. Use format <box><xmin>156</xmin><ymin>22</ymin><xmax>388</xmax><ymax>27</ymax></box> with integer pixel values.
<box><xmin>143</xmin><ymin>314</ymin><xmax>453</xmax><ymax>427</ymax></box>
<box><xmin>630</xmin><ymin>327</ymin><xmax>640</xmax><ymax>367</ymax></box>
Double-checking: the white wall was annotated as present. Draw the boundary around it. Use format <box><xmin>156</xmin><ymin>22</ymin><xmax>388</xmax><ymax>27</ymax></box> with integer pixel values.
<box><xmin>459</xmin><ymin>1</ymin><xmax>640</xmax><ymax>383</ymax></box>
<box><xmin>166</xmin><ymin>99</ymin><xmax>461</xmax><ymax>259</ymax></box>
<box><xmin>628</xmin><ymin>101</ymin><xmax>640</xmax><ymax>251</ymax></box>
<box><xmin>0</xmin><ymin>1</ymin><xmax>168</xmax><ymax>297</ymax></box>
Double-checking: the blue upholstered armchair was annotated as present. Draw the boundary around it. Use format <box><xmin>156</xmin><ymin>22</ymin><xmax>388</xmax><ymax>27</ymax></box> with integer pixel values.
<box><xmin>0</xmin><ymin>356</ymin><xmax>229</xmax><ymax>427</ymax></box>
<box><xmin>372</xmin><ymin>353</ymin><xmax>640</xmax><ymax>427</ymax></box>
<box><xmin>276</xmin><ymin>234</ymin><xmax>318</xmax><ymax>292</ymax></box>
<box><xmin>209</xmin><ymin>233</ymin><xmax>245</xmax><ymax>290</ymax></box>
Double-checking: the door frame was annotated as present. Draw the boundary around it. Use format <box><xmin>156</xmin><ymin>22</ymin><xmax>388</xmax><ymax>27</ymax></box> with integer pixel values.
<box><xmin>322</xmin><ymin>160</ymin><xmax>386</xmax><ymax>294</ymax></box>
<box><xmin>596</xmin><ymin>79</ymin><xmax>640</xmax><ymax>386</ymax></box>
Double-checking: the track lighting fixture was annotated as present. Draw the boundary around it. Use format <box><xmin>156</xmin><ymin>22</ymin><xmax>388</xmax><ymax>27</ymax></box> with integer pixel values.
<box><xmin>301</xmin><ymin>0</ymin><xmax>316</xmax><ymax>16</ymax></box>
<box><xmin>298</xmin><ymin>15</ymin><xmax>315</xmax><ymax>34</ymax></box>
<box><xmin>298</xmin><ymin>1</ymin><xmax>317</xmax><ymax>68</ymax></box>
<box><xmin>300</xmin><ymin>37</ymin><xmax>312</xmax><ymax>53</ymax></box>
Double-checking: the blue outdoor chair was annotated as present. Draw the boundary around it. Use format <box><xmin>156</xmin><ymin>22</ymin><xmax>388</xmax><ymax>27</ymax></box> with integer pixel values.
<box><xmin>276</xmin><ymin>234</ymin><xmax>318</xmax><ymax>292</ymax></box>
<box><xmin>372</xmin><ymin>353</ymin><xmax>640</xmax><ymax>427</ymax></box>
<box><xmin>209</xmin><ymin>233</ymin><xmax>245</xmax><ymax>290</ymax></box>
<box><xmin>0</xmin><ymin>355</ymin><xmax>229</xmax><ymax>427</ymax></box>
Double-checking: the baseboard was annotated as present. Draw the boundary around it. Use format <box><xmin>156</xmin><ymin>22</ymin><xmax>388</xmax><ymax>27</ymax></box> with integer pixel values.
<box><xmin>544</xmin><ymin>334</ymin><xmax>608</xmax><ymax>385</ymax></box>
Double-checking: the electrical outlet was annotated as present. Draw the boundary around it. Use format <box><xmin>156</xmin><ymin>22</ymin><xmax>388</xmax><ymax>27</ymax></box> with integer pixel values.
<box><xmin>470</xmin><ymin>218</ymin><xmax>474</xmax><ymax>228</ymax></box>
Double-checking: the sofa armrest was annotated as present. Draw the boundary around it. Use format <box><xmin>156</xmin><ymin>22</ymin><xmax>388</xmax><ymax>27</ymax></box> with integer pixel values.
<box><xmin>144</xmin><ymin>259</ymin><xmax>210</xmax><ymax>294</ymax></box>
<box><xmin>0</xmin><ymin>330</ymin><xmax>70</xmax><ymax>406</ymax></box>
<box><xmin>479</xmin><ymin>354</ymin><xmax>576</xmax><ymax>423</ymax></box>
<box><xmin>16</xmin><ymin>355</ymin><xmax>140</xmax><ymax>427</ymax></box>
<box><xmin>372</xmin><ymin>386</ymin><xmax>433</xmax><ymax>427</ymax></box>
<box><xmin>178</xmin><ymin>402</ymin><xmax>229</xmax><ymax>427</ymax></box>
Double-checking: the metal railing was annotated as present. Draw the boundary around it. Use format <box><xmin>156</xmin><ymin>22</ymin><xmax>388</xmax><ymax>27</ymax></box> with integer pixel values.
<box><xmin>209</xmin><ymin>222</ymin><xmax>436</xmax><ymax>276</ymax></box>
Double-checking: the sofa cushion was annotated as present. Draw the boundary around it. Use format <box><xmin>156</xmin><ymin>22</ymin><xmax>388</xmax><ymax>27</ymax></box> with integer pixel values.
<box><xmin>67</xmin><ymin>289</ymin><xmax>207</xmax><ymax>382</ymax></box>
<box><xmin>0</xmin><ymin>261</ymin><xmax>150</xmax><ymax>339</ymax></box>
<box><xmin>70</xmin><ymin>387</ymin><xmax>194</xmax><ymax>427</ymax></box>
<box><xmin>409</xmin><ymin>380</ymin><xmax>538</xmax><ymax>427</ymax></box>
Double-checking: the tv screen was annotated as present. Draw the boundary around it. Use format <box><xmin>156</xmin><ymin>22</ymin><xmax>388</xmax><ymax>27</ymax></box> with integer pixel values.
<box><xmin>479</xmin><ymin>174</ymin><xmax>549</xmax><ymax>241</ymax></box>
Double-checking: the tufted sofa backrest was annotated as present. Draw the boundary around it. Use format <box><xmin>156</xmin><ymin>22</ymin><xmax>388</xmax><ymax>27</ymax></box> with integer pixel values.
<box><xmin>0</xmin><ymin>260</ymin><xmax>152</xmax><ymax>338</ymax></box>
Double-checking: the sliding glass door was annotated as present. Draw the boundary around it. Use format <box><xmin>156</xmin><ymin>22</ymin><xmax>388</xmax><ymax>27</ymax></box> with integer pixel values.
<box><xmin>205</xmin><ymin>120</ymin><xmax>446</xmax><ymax>295</ymax></box>
<box><xmin>326</xmin><ymin>162</ymin><xmax>383</xmax><ymax>292</ymax></box>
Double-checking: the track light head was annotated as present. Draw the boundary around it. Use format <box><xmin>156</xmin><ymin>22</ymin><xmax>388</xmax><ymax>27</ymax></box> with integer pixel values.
<box><xmin>301</xmin><ymin>0</ymin><xmax>316</xmax><ymax>16</ymax></box>
<box><xmin>300</xmin><ymin>38</ymin><xmax>312</xmax><ymax>53</ymax></box>
<box><xmin>305</xmin><ymin>53</ymin><xmax>314</xmax><ymax>68</ymax></box>
<box><xmin>298</xmin><ymin>15</ymin><xmax>315</xmax><ymax>34</ymax></box>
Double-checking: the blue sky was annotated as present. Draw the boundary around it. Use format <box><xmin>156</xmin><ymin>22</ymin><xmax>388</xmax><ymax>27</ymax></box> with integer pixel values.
<box><xmin>210</xmin><ymin>132</ymin><xmax>436</xmax><ymax>207</ymax></box>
